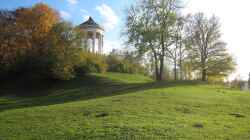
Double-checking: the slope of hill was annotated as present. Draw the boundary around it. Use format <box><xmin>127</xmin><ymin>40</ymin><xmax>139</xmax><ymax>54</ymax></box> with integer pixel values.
<box><xmin>0</xmin><ymin>73</ymin><xmax>250</xmax><ymax>140</ymax></box>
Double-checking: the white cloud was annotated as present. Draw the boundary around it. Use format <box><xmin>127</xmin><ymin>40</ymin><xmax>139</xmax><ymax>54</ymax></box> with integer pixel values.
<box><xmin>96</xmin><ymin>4</ymin><xmax>119</xmax><ymax>31</ymax></box>
<box><xmin>66</xmin><ymin>0</ymin><xmax>78</xmax><ymax>5</ymax></box>
<box><xmin>59</xmin><ymin>10</ymin><xmax>71</xmax><ymax>19</ymax></box>
<box><xmin>83</xmin><ymin>15</ymin><xmax>90</xmax><ymax>21</ymax></box>
<box><xmin>80</xmin><ymin>9</ymin><xmax>89</xmax><ymax>21</ymax></box>
<box><xmin>80</xmin><ymin>9</ymin><xmax>88</xmax><ymax>14</ymax></box>
<box><xmin>103</xmin><ymin>40</ymin><xmax>122</xmax><ymax>54</ymax></box>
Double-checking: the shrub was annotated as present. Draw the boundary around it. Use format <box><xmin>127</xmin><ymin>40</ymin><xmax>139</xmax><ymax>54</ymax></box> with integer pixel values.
<box><xmin>229</xmin><ymin>79</ymin><xmax>245</xmax><ymax>89</ymax></box>
<box><xmin>76</xmin><ymin>52</ymin><xmax>107</xmax><ymax>75</ymax></box>
<box><xmin>51</xmin><ymin>62</ymin><xmax>75</xmax><ymax>80</ymax></box>
<box><xmin>106</xmin><ymin>54</ymin><xmax>145</xmax><ymax>74</ymax></box>
<box><xmin>38</xmin><ymin>21</ymin><xmax>84</xmax><ymax>80</ymax></box>
<box><xmin>47</xmin><ymin>45</ymin><xmax>82</xmax><ymax>80</ymax></box>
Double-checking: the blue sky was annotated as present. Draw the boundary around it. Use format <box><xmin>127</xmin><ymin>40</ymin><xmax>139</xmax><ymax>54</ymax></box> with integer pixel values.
<box><xmin>0</xmin><ymin>0</ymin><xmax>133</xmax><ymax>53</ymax></box>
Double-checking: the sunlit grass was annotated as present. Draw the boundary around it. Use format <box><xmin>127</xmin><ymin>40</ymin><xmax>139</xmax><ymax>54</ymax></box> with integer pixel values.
<box><xmin>0</xmin><ymin>73</ymin><xmax>250</xmax><ymax>140</ymax></box>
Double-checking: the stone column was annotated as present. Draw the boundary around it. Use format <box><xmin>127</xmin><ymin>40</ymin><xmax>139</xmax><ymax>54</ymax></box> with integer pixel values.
<box><xmin>98</xmin><ymin>34</ymin><xmax>102</xmax><ymax>53</ymax></box>
<box><xmin>83</xmin><ymin>38</ymin><xmax>87</xmax><ymax>50</ymax></box>
<box><xmin>92</xmin><ymin>32</ymin><xmax>96</xmax><ymax>53</ymax></box>
<box><xmin>83</xmin><ymin>31</ymin><xmax>87</xmax><ymax>50</ymax></box>
<box><xmin>101</xmin><ymin>35</ymin><xmax>104</xmax><ymax>54</ymax></box>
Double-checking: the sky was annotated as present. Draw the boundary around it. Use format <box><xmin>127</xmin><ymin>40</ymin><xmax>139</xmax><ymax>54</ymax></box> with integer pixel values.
<box><xmin>0</xmin><ymin>0</ymin><xmax>249</xmax><ymax>80</ymax></box>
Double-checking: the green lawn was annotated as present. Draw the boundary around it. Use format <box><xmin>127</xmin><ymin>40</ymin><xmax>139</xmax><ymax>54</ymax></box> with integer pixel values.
<box><xmin>0</xmin><ymin>73</ymin><xmax>250</xmax><ymax>140</ymax></box>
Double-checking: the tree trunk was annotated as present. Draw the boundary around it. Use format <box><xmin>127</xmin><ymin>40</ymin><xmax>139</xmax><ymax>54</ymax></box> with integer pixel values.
<box><xmin>201</xmin><ymin>68</ymin><xmax>207</xmax><ymax>81</ymax></box>
<box><xmin>152</xmin><ymin>51</ymin><xmax>161</xmax><ymax>81</ymax></box>
<box><xmin>179</xmin><ymin>60</ymin><xmax>182</xmax><ymax>80</ymax></box>
<box><xmin>174</xmin><ymin>60</ymin><xmax>177</xmax><ymax>80</ymax></box>
<box><xmin>179</xmin><ymin>45</ymin><xmax>183</xmax><ymax>80</ymax></box>
<box><xmin>174</xmin><ymin>49</ymin><xmax>178</xmax><ymax>80</ymax></box>
<box><xmin>155</xmin><ymin>59</ymin><xmax>160</xmax><ymax>81</ymax></box>
<box><xmin>158</xmin><ymin>33</ymin><xmax>165</xmax><ymax>81</ymax></box>
<box><xmin>201</xmin><ymin>56</ymin><xmax>207</xmax><ymax>81</ymax></box>
<box><xmin>159</xmin><ymin>55</ymin><xmax>164</xmax><ymax>81</ymax></box>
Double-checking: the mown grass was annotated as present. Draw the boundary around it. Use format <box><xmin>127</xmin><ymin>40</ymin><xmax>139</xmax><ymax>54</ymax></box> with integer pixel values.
<box><xmin>0</xmin><ymin>72</ymin><xmax>250</xmax><ymax>140</ymax></box>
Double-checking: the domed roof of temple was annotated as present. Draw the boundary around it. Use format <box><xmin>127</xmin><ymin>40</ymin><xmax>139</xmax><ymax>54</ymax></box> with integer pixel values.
<box><xmin>79</xmin><ymin>17</ymin><xmax>104</xmax><ymax>30</ymax></box>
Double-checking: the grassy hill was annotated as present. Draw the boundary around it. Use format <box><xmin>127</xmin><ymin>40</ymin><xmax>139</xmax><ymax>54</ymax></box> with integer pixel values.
<box><xmin>0</xmin><ymin>73</ymin><xmax>250</xmax><ymax>140</ymax></box>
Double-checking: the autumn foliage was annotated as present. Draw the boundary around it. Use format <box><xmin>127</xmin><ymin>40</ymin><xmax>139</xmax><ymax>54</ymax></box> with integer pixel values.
<box><xmin>0</xmin><ymin>3</ymin><xmax>106</xmax><ymax>81</ymax></box>
<box><xmin>0</xmin><ymin>4</ymin><xmax>57</xmax><ymax>74</ymax></box>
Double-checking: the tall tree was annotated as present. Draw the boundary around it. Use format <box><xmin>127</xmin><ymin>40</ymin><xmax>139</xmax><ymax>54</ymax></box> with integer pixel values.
<box><xmin>176</xmin><ymin>17</ymin><xmax>188</xmax><ymax>80</ymax></box>
<box><xmin>46</xmin><ymin>21</ymin><xmax>84</xmax><ymax>80</ymax></box>
<box><xmin>0</xmin><ymin>3</ymin><xmax>59</xmax><ymax>78</ymax></box>
<box><xmin>125</xmin><ymin>0</ymin><xmax>179</xmax><ymax>81</ymax></box>
<box><xmin>0</xmin><ymin>10</ymin><xmax>31</xmax><ymax>75</ymax></box>
<box><xmin>186</xmin><ymin>13</ymin><xmax>235</xmax><ymax>81</ymax></box>
<box><xmin>167</xmin><ymin>16</ymin><xmax>187</xmax><ymax>80</ymax></box>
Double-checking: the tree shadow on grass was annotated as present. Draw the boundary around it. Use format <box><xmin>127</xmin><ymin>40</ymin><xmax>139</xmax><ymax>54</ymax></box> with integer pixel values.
<box><xmin>0</xmin><ymin>74</ymin><xmax>204</xmax><ymax>112</ymax></box>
